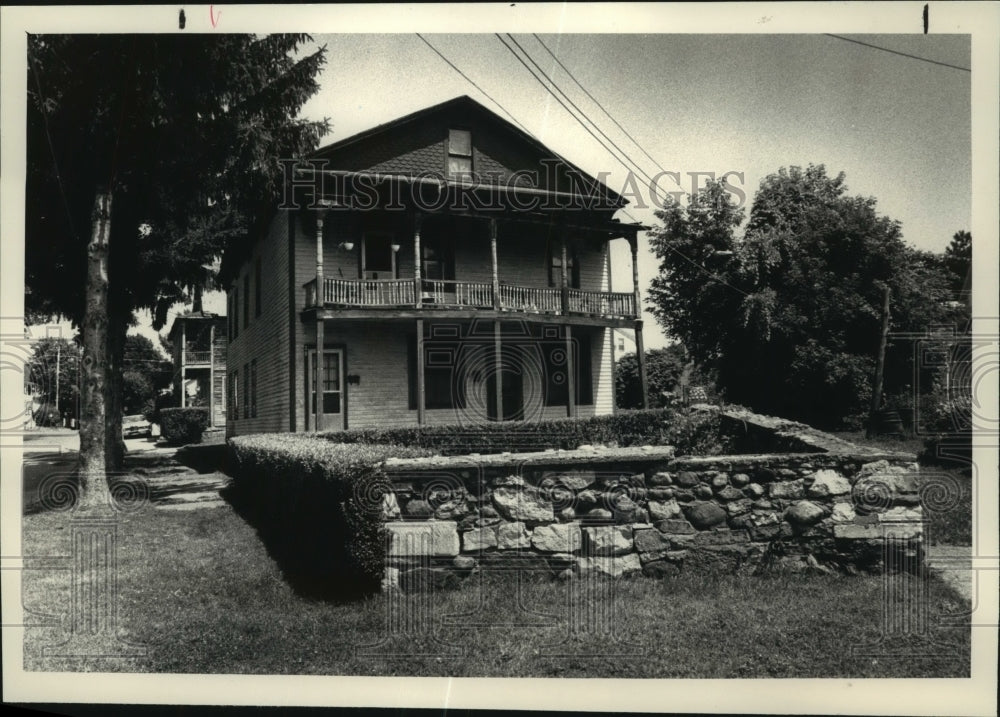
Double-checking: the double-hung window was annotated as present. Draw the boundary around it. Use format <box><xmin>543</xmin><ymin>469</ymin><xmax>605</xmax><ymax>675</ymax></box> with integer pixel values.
<box><xmin>447</xmin><ymin>129</ymin><xmax>472</xmax><ymax>179</ymax></box>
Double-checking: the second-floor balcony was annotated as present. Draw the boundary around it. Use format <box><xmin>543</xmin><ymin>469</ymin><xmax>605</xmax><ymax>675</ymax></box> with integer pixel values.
<box><xmin>183</xmin><ymin>350</ymin><xmax>212</xmax><ymax>365</ymax></box>
<box><xmin>303</xmin><ymin>278</ymin><xmax>637</xmax><ymax>320</ymax></box>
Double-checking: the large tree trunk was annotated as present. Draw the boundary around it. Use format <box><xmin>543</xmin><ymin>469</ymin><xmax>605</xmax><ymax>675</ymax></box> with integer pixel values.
<box><xmin>104</xmin><ymin>308</ymin><xmax>127</xmax><ymax>471</ymax></box>
<box><xmin>78</xmin><ymin>189</ymin><xmax>113</xmax><ymax>511</ymax></box>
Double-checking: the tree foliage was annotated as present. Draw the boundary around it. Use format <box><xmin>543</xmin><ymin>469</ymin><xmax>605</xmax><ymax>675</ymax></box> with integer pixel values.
<box><xmin>615</xmin><ymin>344</ymin><xmax>715</xmax><ymax>409</ymax></box>
<box><xmin>26</xmin><ymin>34</ymin><xmax>330</xmax><ymax>473</ymax></box>
<box><xmin>943</xmin><ymin>230</ymin><xmax>971</xmax><ymax>296</ymax></box>
<box><xmin>647</xmin><ymin>164</ymin><xmax>954</xmax><ymax>428</ymax></box>
<box><xmin>26</xmin><ymin>336</ymin><xmax>81</xmax><ymax>423</ymax></box>
<box><xmin>122</xmin><ymin>334</ymin><xmax>173</xmax><ymax>414</ymax></box>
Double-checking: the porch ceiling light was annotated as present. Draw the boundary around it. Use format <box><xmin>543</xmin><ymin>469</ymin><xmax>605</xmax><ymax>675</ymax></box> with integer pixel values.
<box><xmin>338</xmin><ymin>241</ymin><xmax>355</xmax><ymax>251</ymax></box>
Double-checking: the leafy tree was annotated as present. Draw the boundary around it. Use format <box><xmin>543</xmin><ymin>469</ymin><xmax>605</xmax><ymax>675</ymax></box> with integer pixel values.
<box><xmin>26</xmin><ymin>336</ymin><xmax>82</xmax><ymax>425</ymax></box>
<box><xmin>648</xmin><ymin>165</ymin><xmax>954</xmax><ymax>428</ymax></box>
<box><xmin>615</xmin><ymin>344</ymin><xmax>715</xmax><ymax>409</ymax></box>
<box><xmin>26</xmin><ymin>34</ymin><xmax>329</xmax><ymax>503</ymax></box>
<box><xmin>943</xmin><ymin>230</ymin><xmax>971</xmax><ymax>297</ymax></box>
<box><xmin>121</xmin><ymin>334</ymin><xmax>173</xmax><ymax>415</ymax></box>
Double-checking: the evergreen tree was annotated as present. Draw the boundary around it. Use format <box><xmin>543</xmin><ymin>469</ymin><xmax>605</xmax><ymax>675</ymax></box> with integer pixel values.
<box><xmin>26</xmin><ymin>34</ymin><xmax>329</xmax><ymax>504</ymax></box>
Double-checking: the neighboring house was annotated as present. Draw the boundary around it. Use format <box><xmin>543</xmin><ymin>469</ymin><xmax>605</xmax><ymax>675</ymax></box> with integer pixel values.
<box><xmin>222</xmin><ymin>95</ymin><xmax>649</xmax><ymax>437</ymax></box>
<box><xmin>167</xmin><ymin>311</ymin><xmax>227</xmax><ymax>428</ymax></box>
<box><xmin>612</xmin><ymin>328</ymin><xmax>637</xmax><ymax>358</ymax></box>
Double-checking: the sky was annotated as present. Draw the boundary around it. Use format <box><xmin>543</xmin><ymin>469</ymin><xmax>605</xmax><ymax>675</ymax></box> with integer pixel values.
<box><xmin>288</xmin><ymin>32</ymin><xmax>971</xmax><ymax>350</ymax></box>
<box><xmin>37</xmin><ymin>32</ymin><xmax>973</xmax><ymax>352</ymax></box>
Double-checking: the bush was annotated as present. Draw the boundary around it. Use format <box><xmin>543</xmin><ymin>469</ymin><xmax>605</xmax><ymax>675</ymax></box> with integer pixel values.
<box><xmin>144</xmin><ymin>390</ymin><xmax>177</xmax><ymax>425</ymax></box>
<box><xmin>227</xmin><ymin>435</ymin><xmax>430</xmax><ymax>598</ymax></box>
<box><xmin>160</xmin><ymin>407</ymin><xmax>209</xmax><ymax>445</ymax></box>
<box><xmin>318</xmin><ymin>407</ymin><xmax>728</xmax><ymax>457</ymax></box>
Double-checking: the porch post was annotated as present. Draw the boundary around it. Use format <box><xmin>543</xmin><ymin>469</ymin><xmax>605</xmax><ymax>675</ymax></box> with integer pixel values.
<box><xmin>565</xmin><ymin>325</ymin><xmax>576</xmax><ymax>418</ymax></box>
<box><xmin>413</xmin><ymin>212</ymin><xmax>423</xmax><ymax>308</ymax></box>
<box><xmin>494</xmin><ymin>321</ymin><xmax>503</xmax><ymax>421</ymax></box>
<box><xmin>315</xmin><ymin>320</ymin><xmax>325</xmax><ymax>432</ymax></box>
<box><xmin>416</xmin><ymin>319</ymin><xmax>426</xmax><ymax>425</ymax></box>
<box><xmin>560</xmin><ymin>232</ymin><xmax>569</xmax><ymax>315</ymax></box>
<box><xmin>315</xmin><ymin>209</ymin><xmax>326</xmax><ymax>431</ymax></box>
<box><xmin>316</xmin><ymin>211</ymin><xmax>325</xmax><ymax>306</ymax></box>
<box><xmin>180</xmin><ymin>322</ymin><xmax>186</xmax><ymax>408</ymax></box>
<box><xmin>208</xmin><ymin>322</ymin><xmax>215</xmax><ymax>427</ymax></box>
<box><xmin>629</xmin><ymin>234</ymin><xmax>648</xmax><ymax>409</ymax></box>
<box><xmin>490</xmin><ymin>218</ymin><xmax>500</xmax><ymax>310</ymax></box>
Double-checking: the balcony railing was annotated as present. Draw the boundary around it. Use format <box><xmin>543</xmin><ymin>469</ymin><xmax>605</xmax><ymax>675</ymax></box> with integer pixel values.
<box><xmin>498</xmin><ymin>284</ymin><xmax>562</xmax><ymax>314</ymax></box>
<box><xmin>422</xmin><ymin>279</ymin><xmax>493</xmax><ymax>308</ymax></box>
<box><xmin>183</xmin><ymin>350</ymin><xmax>212</xmax><ymax>364</ymax></box>
<box><xmin>304</xmin><ymin>278</ymin><xmax>636</xmax><ymax>319</ymax></box>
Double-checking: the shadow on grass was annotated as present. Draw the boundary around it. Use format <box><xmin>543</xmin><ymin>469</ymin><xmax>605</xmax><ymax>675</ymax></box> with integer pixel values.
<box><xmin>174</xmin><ymin>444</ymin><xmax>230</xmax><ymax>474</ymax></box>
<box><xmin>220</xmin><ymin>480</ymin><xmax>377</xmax><ymax>604</ymax></box>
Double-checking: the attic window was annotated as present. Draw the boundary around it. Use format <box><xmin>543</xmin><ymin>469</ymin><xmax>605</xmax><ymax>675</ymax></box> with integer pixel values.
<box><xmin>447</xmin><ymin>129</ymin><xmax>472</xmax><ymax>178</ymax></box>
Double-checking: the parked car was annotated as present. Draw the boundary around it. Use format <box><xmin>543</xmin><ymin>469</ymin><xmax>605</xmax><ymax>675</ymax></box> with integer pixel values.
<box><xmin>122</xmin><ymin>414</ymin><xmax>152</xmax><ymax>439</ymax></box>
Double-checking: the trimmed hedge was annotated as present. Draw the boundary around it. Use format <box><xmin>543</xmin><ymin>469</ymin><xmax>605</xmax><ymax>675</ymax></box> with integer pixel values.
<box><xmin>160</xmin><ymin>407</ymin><xmax>209</xmax><ymax>445</ymax></box>
<box><xmin>317</xmin><ymin>407</ymin><xmax>727</xmax><ymax>457</ymax></box>
<box><xmin>227</xmin><ymin>435</ymin><xmax>431</xmax><ymax>598</ymax></box>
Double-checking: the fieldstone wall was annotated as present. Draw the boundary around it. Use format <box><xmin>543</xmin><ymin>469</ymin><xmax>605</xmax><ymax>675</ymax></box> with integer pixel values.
<box><xmin>380</xmin><ymin>441</ymin><xmax>924</xmax><ymax>590</ymax></box>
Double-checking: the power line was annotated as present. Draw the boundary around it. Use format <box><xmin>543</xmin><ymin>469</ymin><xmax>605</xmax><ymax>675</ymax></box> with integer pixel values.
<box><xmin>414</xmin><ymin>34</ymin><xmax>535</xmax><ymax>136</ymax></box>
<box><xmin>496</xmin><ymin>33</ymin><xmax>659</xmax><ymax>191</ymax></box>
<box><xmin>824</xmin><ymin>34</ymin><xmax>970</xmax><ymax>72</ymax></box>
<box><xmin>531</xmin><ymin>34</ymin><xmax>670</xmax><ymax>177</ymax></box>
<box><xmin>498</xmin><ymin>35</ymin><xmax>747</xmax><ymax>298</ymax></box>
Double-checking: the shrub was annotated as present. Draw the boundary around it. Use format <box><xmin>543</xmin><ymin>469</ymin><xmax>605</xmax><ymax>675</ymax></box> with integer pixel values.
<box><xmin>317</xmin><ymin>407</ymin><xmax>728</xmax><ymax>456</ymax></box>
<box><xmin>227</xmin><ymin>435</ymin><xmax>431</xmax><ymax>598</ymax></box>
<box><xmin>160</xmin><ymin>407</ymin><xmax>209</xmax><ymax>445</ymax></box>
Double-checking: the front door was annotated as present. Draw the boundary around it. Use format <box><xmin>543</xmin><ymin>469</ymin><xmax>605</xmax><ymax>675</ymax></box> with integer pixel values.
<box><xmin>307</xmin><ymin>348</ymin><xmax>344</xmax><ymax>431</ymax></box>
<box><xmin>486</xmin><ymin>347</ymin><xmax>524</xmax><ymax>421</ymax></box>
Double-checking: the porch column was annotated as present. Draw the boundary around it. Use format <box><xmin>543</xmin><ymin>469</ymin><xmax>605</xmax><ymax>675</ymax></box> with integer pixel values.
<box><xmin>180</xmin><ymin>322</ymin><xmax>186</xmax><ymax>408</ymax></box>
<box><xmin>208</xmin><ymin>322</ymin><xmax>215</xmax><ymax>427</ymax></box>
<box><xmin>315</xmin><ymin>210</ymin><xmax>326</xmax><ymax>431</ymax></box>
<box><xmin>629</xmin><ymin>234</ymin><xmax>648</xmax><ymax>409</ymax></box>
<box><xmin>316</xmin><ymin>211</ymin><xmax>325</xmax><ymax>306</ymax></box>
<box><xmin>493</xmin><ymin>321</ymin><xmax>503</xmax><ymax>421</ymax></box>
<box><xmin>560</xmin><ymin>232</ymin><xmax>569</xmax><ymax>315</ymax></box>
<box><xmin>490</xmin><ymin>218</ymin><xmax>500</xmax><ymax>310</ymax></box>
<box><xmin>565</xmin><ymin>325</ymin><xmax>576</xmax><ymax>418</ymax></box>
<box><xmin>413</xmin><ymin>212</ymin><xmax>423</xmax><ymax>308</ymax></box>
<box><xmin>416</xmin><ymin>319</ymin><xmax>426</xmax><ymax>425</ymax></box>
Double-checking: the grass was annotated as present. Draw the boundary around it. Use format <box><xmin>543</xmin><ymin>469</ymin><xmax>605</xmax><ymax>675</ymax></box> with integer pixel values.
<box><xmin>22</xmin><ymin>502</ymin><xmax>971</xmax><ymax>677</ymax></box>
<box><xmin>832</xmin><ymin>431</ymin><xmax>972</xmax><ymax>546</ymax></box>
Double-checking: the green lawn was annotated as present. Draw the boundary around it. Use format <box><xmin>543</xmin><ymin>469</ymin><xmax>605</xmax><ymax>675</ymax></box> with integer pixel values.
<box><xmin>22</xmin><ymin>503</ymin><xmax>970</xmax><ymax>677</ymax></box>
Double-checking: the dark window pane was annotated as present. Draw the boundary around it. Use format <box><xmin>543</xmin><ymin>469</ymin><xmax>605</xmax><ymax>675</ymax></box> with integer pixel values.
<box><xmin>365</xmin><ymin>235</ymin><xmax>393</xmax><ymax>272</ymax></box>
<box><xmin>254</xmin><ymin>257</ymin><xmax>262</xmax><ymax>317</ymax></box>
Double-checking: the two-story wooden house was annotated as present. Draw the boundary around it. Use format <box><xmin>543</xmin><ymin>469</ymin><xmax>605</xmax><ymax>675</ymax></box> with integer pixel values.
<box><xmin>222</xmin><ymin>96</ymin><xmax>648</xmax><ymax>436</ymax></box>
<box><xmin>167</xmin><ymin>311</ymin><xmax>228</xmax><ymax>428</ymax></box>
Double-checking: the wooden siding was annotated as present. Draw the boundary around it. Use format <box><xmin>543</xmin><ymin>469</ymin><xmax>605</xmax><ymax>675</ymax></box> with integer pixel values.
<box><xmin>226</xmin><ymin>212</ymin><xmax>291</xmax><ymax>438</ymax></box>
<box><xmin>314</xmin><ymin>104</ymin><xmax>609</xmax><ymax>196</ymax></box>
<box><xmin>307</xmin><ymin>212</ymin><xmax>612</xmax><ymax>295</ymax></box>
<box><xmin>291</xmin><ymin>320</ymin><xmax>612</xmax><ymax>432</ymax></box>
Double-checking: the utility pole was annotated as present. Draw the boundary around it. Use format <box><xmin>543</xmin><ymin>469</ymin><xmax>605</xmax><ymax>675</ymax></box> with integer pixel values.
<box><xmin>866</xmin><ymin>283</ymin><xmax>891</xmax><ymax>439</ymax></box>
<box><xmin>54</xmin><ymin>341</ymin><xmax>61</xmax><ymax>418</ymax></box>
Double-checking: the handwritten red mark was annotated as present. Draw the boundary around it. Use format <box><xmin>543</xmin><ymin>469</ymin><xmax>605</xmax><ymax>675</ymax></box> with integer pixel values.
<box><xmin>210</xmin><ymin>5</ymin><xmax>221</xmax><ymax>28</ymax></box>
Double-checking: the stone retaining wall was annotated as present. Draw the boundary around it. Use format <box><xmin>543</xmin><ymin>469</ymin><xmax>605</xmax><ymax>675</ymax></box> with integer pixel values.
<box><xmin>380</xmin><ymin>442</ymin><xmax>924</xmax><ymax>590</ymax></box>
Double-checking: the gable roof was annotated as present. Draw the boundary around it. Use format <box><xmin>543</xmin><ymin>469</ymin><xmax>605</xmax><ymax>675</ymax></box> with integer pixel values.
<box><xmin>309</xmin><ymin>95</ymin><xmax>625</xmax><ymax>206</ymax></box>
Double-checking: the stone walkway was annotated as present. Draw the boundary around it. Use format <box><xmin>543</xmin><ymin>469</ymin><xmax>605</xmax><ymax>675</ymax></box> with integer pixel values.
<box><xmin>925</xmin><ymin>545</ymin><xmax>973</xmax><ymax>601</ymax></box>
<box><xmin>128</xmin><ymin>454</ymin><xmax>230</xmax><ymax>511</ymax></box>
